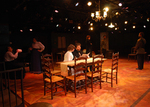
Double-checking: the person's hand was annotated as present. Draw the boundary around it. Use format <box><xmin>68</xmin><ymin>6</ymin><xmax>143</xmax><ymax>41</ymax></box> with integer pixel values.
<box><xmin>38</xmin><ymin>50</ymin><xmax>41</xmax><ymax>52</ymax></box>
<box><xmin>87</xmin><ymin>54</ymin><xmax>90</xmax><ymax>58</ymax></box>
<box><xmin>17</xmin><ymin>49</ymin><xmax>22</xmax><ymax>53</ymax></box>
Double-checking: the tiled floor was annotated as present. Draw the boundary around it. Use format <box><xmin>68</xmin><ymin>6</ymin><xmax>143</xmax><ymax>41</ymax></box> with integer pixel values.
<box><xmin>3</xmin><ymin>58</ymin><xmax>150</xmax><ymax>107</ymax></box>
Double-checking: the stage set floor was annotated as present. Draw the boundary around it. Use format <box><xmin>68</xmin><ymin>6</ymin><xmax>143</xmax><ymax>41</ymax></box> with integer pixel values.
<box><xmin>10</xmin><ymin>58</ymin><xmax>150</xmax><ymax>107</ymax></box>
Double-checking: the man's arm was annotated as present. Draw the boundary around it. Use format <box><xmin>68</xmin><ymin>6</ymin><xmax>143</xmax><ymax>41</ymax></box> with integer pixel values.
<box><xmin>9</xmin><ymin>52</ymin><xmax>18</xmax><ymax>59</ymax></box>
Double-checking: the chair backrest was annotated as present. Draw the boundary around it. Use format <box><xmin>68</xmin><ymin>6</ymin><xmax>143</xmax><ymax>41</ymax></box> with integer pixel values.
<box><xmin>131</xmin><ymin>47</ymin><xmax>136</xmax><ymax>54</ymax></box>
<box><xmin>92</xmin><ymin>54</ymin><xmax>104</xmax><ymax>74</ymax></box>
<box><xmin>41</xmin><ymin>58</ymin><xmax>52</xmax><ymax>80</ymax></box>
<box><xmin>74</xmin><ymin>57</ymin><xmax>87</xmax><ymax>76</ymax></box>
<box><xmin>42</xmin><ymin>53</ymin><xmax>54</xmax><ymax>70</ymax></box>
<box><xmin>112</xmin><ymin>52</ymin><xmax>119</xmax><ymax>71</ymax></box>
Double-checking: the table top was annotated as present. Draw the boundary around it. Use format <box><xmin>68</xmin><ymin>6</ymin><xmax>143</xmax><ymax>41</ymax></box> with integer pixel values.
<box><xmin>59</xmin><ymin>57</ymin><xmax>107</xmax><ymax>76</ymax></box>
<box><xmin>59</xmin><ymin>57</ymin><xmax>107</xmax><ymax>66</ymax></box>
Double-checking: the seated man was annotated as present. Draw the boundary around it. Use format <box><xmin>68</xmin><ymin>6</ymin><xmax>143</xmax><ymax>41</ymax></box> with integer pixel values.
<box><xmin>4</xmin><ymin>46</ymin><xmax>25</xmax><ymax>79</ymax></box>
<box><xmin>73</xmin><ymin>43</ymin><xmax>91</xmax><ymax>72</ymax></box>
<box><xmin>72</xmin><ymin>43</ymin><xmax>89</xmax><ymax>59</ymax></box>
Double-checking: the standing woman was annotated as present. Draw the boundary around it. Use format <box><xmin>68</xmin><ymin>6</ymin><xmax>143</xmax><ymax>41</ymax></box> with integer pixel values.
<box><xmin>30</xmin><ymin>37</ymin><xmax>45</xmax><ymax>74</ymax></box>
<box><xmin>86</xmin><ymin>35</ymin><xmax>92</xmax><ymax>57</ymax></box>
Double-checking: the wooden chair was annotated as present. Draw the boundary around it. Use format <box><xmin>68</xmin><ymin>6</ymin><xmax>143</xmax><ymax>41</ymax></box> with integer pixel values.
<box><xmin>87</xmin><ymin>55</ymin><xmax>104</xmax><ymax>92</ymax></box>
<box><xmin>41</xmin><ymin>58</ymin><xmax>66</xmax><ymax>99</ymax></box>
<box><xmin>42</xmin><ymin>53</ymin><xmax>61</xmax><ymax>75</ymax></box>
<box><xmin>66</xmin><ymin>57</ymin><xmax>87</xmax><ymax>98</ymax></box>
<box><xmin>128</xmin><ymin>47</ymin><xmax>136</xmax><ymax>60</ymax></box>
<box><xmin>102</xmin><ymin>52</ymin><xmax>119</xmax><ymax>87</ymax></box>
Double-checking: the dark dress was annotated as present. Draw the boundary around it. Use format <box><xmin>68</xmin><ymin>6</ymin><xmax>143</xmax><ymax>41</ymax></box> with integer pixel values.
<box><xmin>30</xmin><ymin>48</ymin><xmax>42</xmax><ymax>74</ymax></box>
<box><xmin>86</xmin><ymin>39</ymin><xmax>92</xmax><ymax>57</ymax></box>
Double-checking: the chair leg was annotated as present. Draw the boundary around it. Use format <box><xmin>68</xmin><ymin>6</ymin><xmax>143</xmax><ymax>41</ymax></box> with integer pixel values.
<box><xmin>74</xmin><ymin>81</ymin><xmax>76</xmax><ymax>98</ymax></box>
<box><xmin>51</xmin><ymin>83</ymin><xmax>53</xmax><ymax>100</ymax></box>
<box><xmin>100</xmin><ymin>74</ymin><xmax>101</xmax><ymax>89</ymax></box>
<box><xmin>64</xmin><ymin>78</ymin><xmax>66</xmax><ymax>95</ymax></box>
<box><xmin>91</xmin><ymin>77</ymin><xmax>93</xmax><ymax>92</ymax></box>
<box><xmin>111</xmin><ymin>73</ymin><xmax>113</xmax><ymax>87</ymax></box>
<box><xmin>85</xmin><ymin>79</ymin><xmax>87</xmax><ymax>94</ymax></box>
<box><xmin>116</xmin><ymin>72</ymin><xmax>118</xmax><ymax>84</ymax></box>
<box><xmin>44</xmin><ymin>81</ymin><xmax>46</xmax><ymax>96</ymax></box>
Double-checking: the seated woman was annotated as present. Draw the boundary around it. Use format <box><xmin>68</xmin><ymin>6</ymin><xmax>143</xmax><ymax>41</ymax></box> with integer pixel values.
<box><xmin>64</xmin><ymin>44</ymin><xmax>75</xmax><ymax>62</ymax></box>
<box><xmin>63</xmin><ymin>44</ymin><xmax>83</xmax><ymax>75</ymax></box>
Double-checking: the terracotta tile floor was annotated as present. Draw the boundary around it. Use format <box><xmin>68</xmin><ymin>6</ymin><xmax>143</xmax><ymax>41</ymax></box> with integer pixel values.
<box><xmin>9</xmin><ymin>59</ymin><xmax>150</xmax><ymax>107</ymax></box>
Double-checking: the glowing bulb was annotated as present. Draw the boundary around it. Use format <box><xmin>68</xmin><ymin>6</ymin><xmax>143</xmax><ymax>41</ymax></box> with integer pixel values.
<box><xmin>116</xmin><ymin>12</ymin><xmax>119</xmax><ymax>15</ymax></box>
<box><xmin>29</xmin><ymin>29</ymin><xmax>33</xmax><ymax>31</ymax></box>
<box><xmin>115</xmin><ymin>28</ymin><xmax>117</xmax><ymax>30</ymax></box>
<box><xmin>87</xmin><ymin>1</ymin><xmax>92</xmax><ymax>6</ymax></box>
<box><xmin>133</xmin><ymin>26</ymin><xmax>136</xmax><ymax>29</ymax></box>
<box><xmin>105</xmin><ymin>23</ymin><xmax>108</xmax><ymax>26</ymax></box>
<box><xmin>78</xmin><ymin>26</ymin><xmax>81</xmax><ymax>29</ymax></box>
<box><xmin>75</xmin><ymin>2</ymin><xmax>79</xmax><ymax>6</ymax></box>
<box><xmin>143</xmin><ymin>25</ymin><xmax>146</xmax><ymax>28</ymax></box>
<box><xmin>56</xmin><ymin>24</ymin><xmax>59</xmax><ymax>27</ymax></box>
<box><xmin>108</xmin><ymin>23</ymin><xmax>115</xmax><ymax>28</ymax></box>
<box><xmin>104</xmin><ymin>7</ymin><xmax>109</xmax><ymax>12</ymax></box>
<box><xmin>118</xmin><ymin>3</ymin><xmax>122</xmax><ymax>7</ymax></box>
<box><xmin>90</xmin><ymin>23</ymin><xmax>93</xmax><ymax>26</ymax></box>
<box><xmin>124</xmin><ymin>28</ymin><xmax>127</xmax><ymax>30</ymax></box>
<box><xmin>124</xmin><ymin>21</ymin><xmax>127</xmax><ymax>24</ymax></box>
<box><xmin>91</xmin><ymin>13</ymin><xmax>94</xmax><ymax>18</ymax></box>
<box><xmin>20</xmin><ymin>30</ymin><xmax>23</xmax><ymax>32</ymax></box>
<box><xmin>55</xmin><ymin>10</ymin><xmax>59</xmax><ymax>13</ymax></box>
<box><xmin>89</xmin><ymin>27</ymin><xmax>93</xmax><ymax>30</ymax></box>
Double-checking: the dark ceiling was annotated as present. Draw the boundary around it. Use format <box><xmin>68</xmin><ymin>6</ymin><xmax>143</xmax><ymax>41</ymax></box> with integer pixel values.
<box><xmin>2</xmin><ymin>0</ymin><xmax>150</xmax><ymax>33</ymax></box>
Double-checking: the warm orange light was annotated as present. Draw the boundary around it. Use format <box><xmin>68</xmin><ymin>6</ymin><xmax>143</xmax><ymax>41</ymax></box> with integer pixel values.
<box><xmin>78</xmin><ymin>26</ymin><xmax>81</xmax><ymax>29</ymax></box>
<box><xmin>124</xmin><ymin>21</ymin><xmax>128</xmax><ymax>24</ymax></box>
<box><xmin>91</xmin><ymin>13</ymin><xmax>94</xmax><ymax>18</ymax></box>
<box><xmin>90</xmin><ymin>23</ymin><xmax>93</xmax><ymax>26</ymax></box>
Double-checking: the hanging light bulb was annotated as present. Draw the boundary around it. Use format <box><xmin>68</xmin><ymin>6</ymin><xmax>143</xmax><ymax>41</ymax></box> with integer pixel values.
<box><xmin>133</xmin><ymin>26</ymin><xmax>136</xmax><ymax>29</ymax></box>
<box><xmin>108</xmin><ymin>23</ymin><xmax>115</xmax><ymax>28</ymax></box>
<box><xmin>78</xmin><ymin>26</ymin><xmax>81</xmax><ymax>29</ymax></box>
<box><xmin>87</xmin><ymin>1</ymin><xmax>92</xmax><ymax>6</ymax></box>
<box><xmin>118</xmin><ymin>3</ymin><xmax>122</xmax><ymax>7</ymax></box>
<box><xmin>91</xmin><ymin>13</ymin><xmax>94</xmax><ymax>18</ymax></box>
<box><xmin>89</xmin><ymin>27</ymin><xmax>93</xmax><ymax>31</ymax></box>
<box><xmin>124</xmin><ymin>21</ymin><xmax>128</xmax><ymax>24</ymax></box>
<box><xmin>90</xmin><ymin>23</ymin><xmax>93</xmax><ymax>26</ymax></box>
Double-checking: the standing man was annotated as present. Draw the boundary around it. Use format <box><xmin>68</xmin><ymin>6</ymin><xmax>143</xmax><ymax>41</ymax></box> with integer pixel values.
<box><xmin>134</xmin><ymin>32</ymin><xmax>146</xmax><ymax>70</ymax></box>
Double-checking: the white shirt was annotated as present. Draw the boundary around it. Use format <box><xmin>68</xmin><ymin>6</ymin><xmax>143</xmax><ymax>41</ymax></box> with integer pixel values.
<box><xmin>63</xmin><ymin>51</ymin><xmax>74</xmax><ymax>62</ymax></box>
<box><xmin>5</xmin><ymin>51</ymin><xmax>18</xmax><ymax>62</ymax></box>
<box><xmin>32</xmin><ymin>41</ymin><xmax>45</xmax><ymax>52</ymax></box>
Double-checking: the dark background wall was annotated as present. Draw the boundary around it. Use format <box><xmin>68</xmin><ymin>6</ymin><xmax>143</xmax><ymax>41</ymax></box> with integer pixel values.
<box><xmin>0</xmin><ymin>25</ymin><xmax>150</xmax><ymax>61</ymax></box>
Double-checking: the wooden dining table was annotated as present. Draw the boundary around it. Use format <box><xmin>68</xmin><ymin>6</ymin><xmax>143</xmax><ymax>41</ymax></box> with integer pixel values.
<box><xmin>59</xmin><ymin>57</ymin><xmax>107</xmax><ymax>76</ymax></box>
